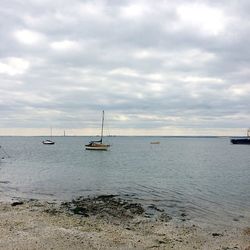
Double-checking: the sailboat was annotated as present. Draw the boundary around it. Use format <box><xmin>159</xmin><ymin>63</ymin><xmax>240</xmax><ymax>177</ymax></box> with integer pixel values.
<box><xmin>231</xmin><ymin>128</ymin><xmax>250</xmax><ymax>144</ymax></box>
<box><xmin>85</xmin><ymin>111</ymin><xmax>110</xmax><ymax>150</ymax></box>
<box><xmin>42</xmin><ymin>127</ymin><xmax>55</xmax><ymax>145</ymax></box>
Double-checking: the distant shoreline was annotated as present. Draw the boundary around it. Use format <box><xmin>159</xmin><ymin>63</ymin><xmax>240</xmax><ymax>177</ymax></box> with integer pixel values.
<box><xmin>0</xmin><ymin>135</ymin><xmax>231</xmax><ymax>137</ymax></box>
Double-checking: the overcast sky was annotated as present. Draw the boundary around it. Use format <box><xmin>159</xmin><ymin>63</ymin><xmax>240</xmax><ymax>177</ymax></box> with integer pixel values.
<box><xmin>0</xmin><ymin>0</ymin><xmax>249</xmax><ymax>136</ymax></box>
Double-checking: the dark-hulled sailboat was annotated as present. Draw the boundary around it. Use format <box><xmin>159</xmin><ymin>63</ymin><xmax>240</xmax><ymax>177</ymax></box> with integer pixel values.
<box><xmin>231</xmin><ymin>129</ymin><xmax>250</xmax><ymax>145</ymax></box>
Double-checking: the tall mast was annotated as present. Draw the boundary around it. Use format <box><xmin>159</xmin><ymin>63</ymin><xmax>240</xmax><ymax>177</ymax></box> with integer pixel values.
<box><xmin>100</xmin><ymin>110</ymin><xmax>104</xmax><ymax>143</ymax></box>
<box><xmin>50</xmin><ymin>127</ymin><xmax>53</xmax><ymax>140</ymax></box>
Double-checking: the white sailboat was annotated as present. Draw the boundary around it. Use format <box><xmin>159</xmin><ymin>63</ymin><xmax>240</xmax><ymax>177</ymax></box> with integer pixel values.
<box><xmin>42</xmin><ymin>127</ymin><xmax>55</xmax><ymax>145</ymax></box>
<box><xmin>85</xmin><ymin>111</ymin><xmax>110</xmax><ymax>150</ymax></box>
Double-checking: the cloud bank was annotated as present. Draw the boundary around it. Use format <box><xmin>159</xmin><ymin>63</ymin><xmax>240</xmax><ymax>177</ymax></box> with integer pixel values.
<box><xmin>0</xmin><ymin>0</ymin><xmax>249</xmax><ymax>135</ymax></box>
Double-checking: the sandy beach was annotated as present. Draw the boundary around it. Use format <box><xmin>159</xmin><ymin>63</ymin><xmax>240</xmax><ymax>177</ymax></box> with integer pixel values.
<box><xmin>0</xmin><ymin>196</ymin><xmax>249</xmax><ymax>250</ymax></box>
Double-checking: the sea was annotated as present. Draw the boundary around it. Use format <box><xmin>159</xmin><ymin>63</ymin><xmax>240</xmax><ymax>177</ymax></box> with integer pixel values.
<box><xmin>0</xmin><ymin>136</ymin><xmax>249</xmax><ymax>227</ymax></box>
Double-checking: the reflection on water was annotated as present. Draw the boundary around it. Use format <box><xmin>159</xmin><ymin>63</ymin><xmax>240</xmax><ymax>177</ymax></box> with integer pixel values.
<box><xmin>0</xmin><ymin>136</ymin><xmax>250</xmax><ymax>227</ymax></box>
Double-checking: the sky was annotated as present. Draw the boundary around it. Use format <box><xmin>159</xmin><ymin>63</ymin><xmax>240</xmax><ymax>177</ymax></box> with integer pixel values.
<box><xmin>0</xmin><ymin>0</ymin><xmax>250</xmax><ymax>136</ymax></box>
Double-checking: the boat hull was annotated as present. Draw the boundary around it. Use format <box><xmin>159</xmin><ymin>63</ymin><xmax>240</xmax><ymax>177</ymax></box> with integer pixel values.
<box><xmin>231</xmin><ymin>138</ymin><xmax>250</xmax><ymax>144</ymax></box>
<box><xmin>85</xmin><ymin>142</ymin><xmax>109</xmax><ymax>150</ymax></box>
<box><xmin>150</xmin><ymin>141</ymin><xmax>160</xmax><ymax>144</ymax></box>
<box><xmin>42</xmin><ymin>140</ymin><xmax>55</xmax><ymax>145</ymax></box>
<box><xmin>85</xmin><ymin>146</ymin><xmax>108</xmax><ymax>150</ymax></box>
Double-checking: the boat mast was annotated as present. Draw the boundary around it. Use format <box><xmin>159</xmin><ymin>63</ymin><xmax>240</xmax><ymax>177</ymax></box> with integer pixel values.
<box><xmin>50</xmin><ymin>127</ymin><xmax>53</xmax><ymax>140</ymax></box>
<box><xmin>247</xmin><ymin>128</ymin><xmax>250</xmax><ymax>138</ymax></box>
<box><xmin>100</xmin><ymin>110</ymin><xmax>104</xmax><ymax>143</ymax></box>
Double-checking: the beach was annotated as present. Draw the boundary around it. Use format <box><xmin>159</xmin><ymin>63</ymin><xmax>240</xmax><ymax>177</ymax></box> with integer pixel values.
<box><xmin>0</xmin><ymin>196</ymin><xmax>249</xmax><ymax>250</ymax></box>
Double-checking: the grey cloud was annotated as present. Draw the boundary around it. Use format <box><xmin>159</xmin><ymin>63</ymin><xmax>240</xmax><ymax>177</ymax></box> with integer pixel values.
<box><xmin>0</xmin><ymin>0</ymin><xmax>249</xmax><ymax>135</ymax></box>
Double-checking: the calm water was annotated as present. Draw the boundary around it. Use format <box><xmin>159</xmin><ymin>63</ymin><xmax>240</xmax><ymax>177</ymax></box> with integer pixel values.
<box><xmin>0</xmin><ymin>136</ymin><xmax>249</xmax><ymax>226</ymax></box>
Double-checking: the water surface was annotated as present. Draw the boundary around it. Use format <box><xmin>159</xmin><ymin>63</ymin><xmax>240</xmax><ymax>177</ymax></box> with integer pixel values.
<box><xmin>0</xmin><ymin>136</ymin><xmax>249</xmax><ymax>227</ymax></box>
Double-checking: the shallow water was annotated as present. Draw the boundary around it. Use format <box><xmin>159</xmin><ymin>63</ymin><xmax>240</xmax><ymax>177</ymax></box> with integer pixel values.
<box><xmin>0</xmin><ymin>136</ymin><xmax>249</xmax><ymax>226</ymax></box>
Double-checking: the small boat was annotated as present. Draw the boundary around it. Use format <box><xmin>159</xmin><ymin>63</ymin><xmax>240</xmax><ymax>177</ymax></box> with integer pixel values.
<box><xmin>231</xmin><ymin>129</ymin><xmax>250</xmax><ymax>145</ymax></box>
<box><xmin>42</xmin><ymin>128</ymin><xmax>55</xmax><ymax>145</ymax></box>
<box><xmin>150</xmin><ymin>141</ymin><xmax>160</xmax><ymax>144</ymax></box>
<box><xmin>42</xmin><ymin>139</ymin><xmax>55</xmax><ymax>145</ymax></box>
<box><xmin>85</xmin><ymin>111</ymin><xmax>110</xmax><ymax>151</ymax></box>
<box><xmin>85</xmin><ymin>141</ymin><xmax>109</xmax><ymax>150</ymax></box>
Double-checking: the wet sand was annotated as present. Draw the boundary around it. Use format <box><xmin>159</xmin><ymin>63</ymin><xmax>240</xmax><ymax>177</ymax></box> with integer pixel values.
<box><xmin>0</xmin><ymin>196</ymin><xmax>249</xmax><ymax>249</ymax></box>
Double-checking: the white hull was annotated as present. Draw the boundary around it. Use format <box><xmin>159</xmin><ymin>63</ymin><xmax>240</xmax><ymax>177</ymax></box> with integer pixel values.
<box><xmin>42</xmin><ymin>140</ymin><xmax>55</xmax><ymax>145</ymax></box>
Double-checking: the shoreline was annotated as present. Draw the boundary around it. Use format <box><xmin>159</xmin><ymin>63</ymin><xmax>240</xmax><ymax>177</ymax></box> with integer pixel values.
<box><xmin>0</xmin><ymin>195</ymin><xmax>249</xmax><ymax>249</ymax></box>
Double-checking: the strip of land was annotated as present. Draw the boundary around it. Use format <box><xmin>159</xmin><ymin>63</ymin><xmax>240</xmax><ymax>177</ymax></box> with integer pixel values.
<box><xmin>0</xmin><ymin>196</ymin><xmax>249</xmax><ymax>249</ymax></box>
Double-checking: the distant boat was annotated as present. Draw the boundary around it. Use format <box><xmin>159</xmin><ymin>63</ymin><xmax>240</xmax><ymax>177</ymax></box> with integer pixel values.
<box><xmin>85</xmin><ymin>111</ymin><xmax>110</xmax><ymax>151</ymax></box>
<box><xmin>150</xmin><ymin>141</ymin><xmax>160</xmax><ymax>144</ymax></box>
<box><xmin>231</xmin><ymin>129</ymin><xmax>250</xmax><ymax>145</ymax></box>
<box><xmin>43</xmin><ymin>128</ymin><xmax>55</xmax><ymax>145</ymax></box>
<box><xmin>42</xmin><ymin>139</ymin><xmax>55</xmax><ymax>145</ymax></box>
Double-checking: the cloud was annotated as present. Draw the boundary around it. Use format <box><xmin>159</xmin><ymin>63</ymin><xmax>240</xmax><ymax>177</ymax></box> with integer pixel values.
<box><xmin>0</xmin><ymin>0</ymin><xmax>249</xmax><ymax>135</ymax></box>
<box><xmin>176</xmin><ymin>3</ymin><xmax>227</xmax><ymax>36</ymax></box>
<box><xmin>0</xmin><ymin>57</ymin><xmax>30</xmax><ymax>76</ymax></box>
<box><xmin>108</xmin><ymin>68</ymin><xmax>139</xmax><ymax>77</ymax></box>
<box><xmin>120</xmin><ymin>2</ymin><xmax>150</xmax><ymax>20</ymax></box>
<box><xmin>50</xmin><ymin>40</ymin><xmax>80</xmax><ymax>51</ymax></box>
<box><xmin>14</xmin><ymin>29</ymin><xmax>45</xmax><ymax>45</ymax></box>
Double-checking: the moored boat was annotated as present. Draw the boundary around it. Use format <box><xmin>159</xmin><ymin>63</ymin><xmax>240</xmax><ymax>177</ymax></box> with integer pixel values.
<box><xmin>231</xmin><ymin>129</ymin><xmax>250</xmax><ymax>145</ymax></box>
<box><xmin>42</xmin><ymin>128</ymin><xmax>55</xmax><ymax>145</ymax></box>
<box><xmin>85</xmin><ymin>111</ymin><xmax>110</xmax><ymax>151</ymax></box>
<box><xmin>150</xmin><ymin>141</ymin><xmax>160</xmax><ymax>144</ymax></box>
<box><xmin>42</xmin><ymin>139</ymin><xmax>55</xmax><ymax>145</ymax></box>
<box><xmin>85</xmin><ymin>141</ymin><xmax>109</xmax><ymax>150</ymax></box>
